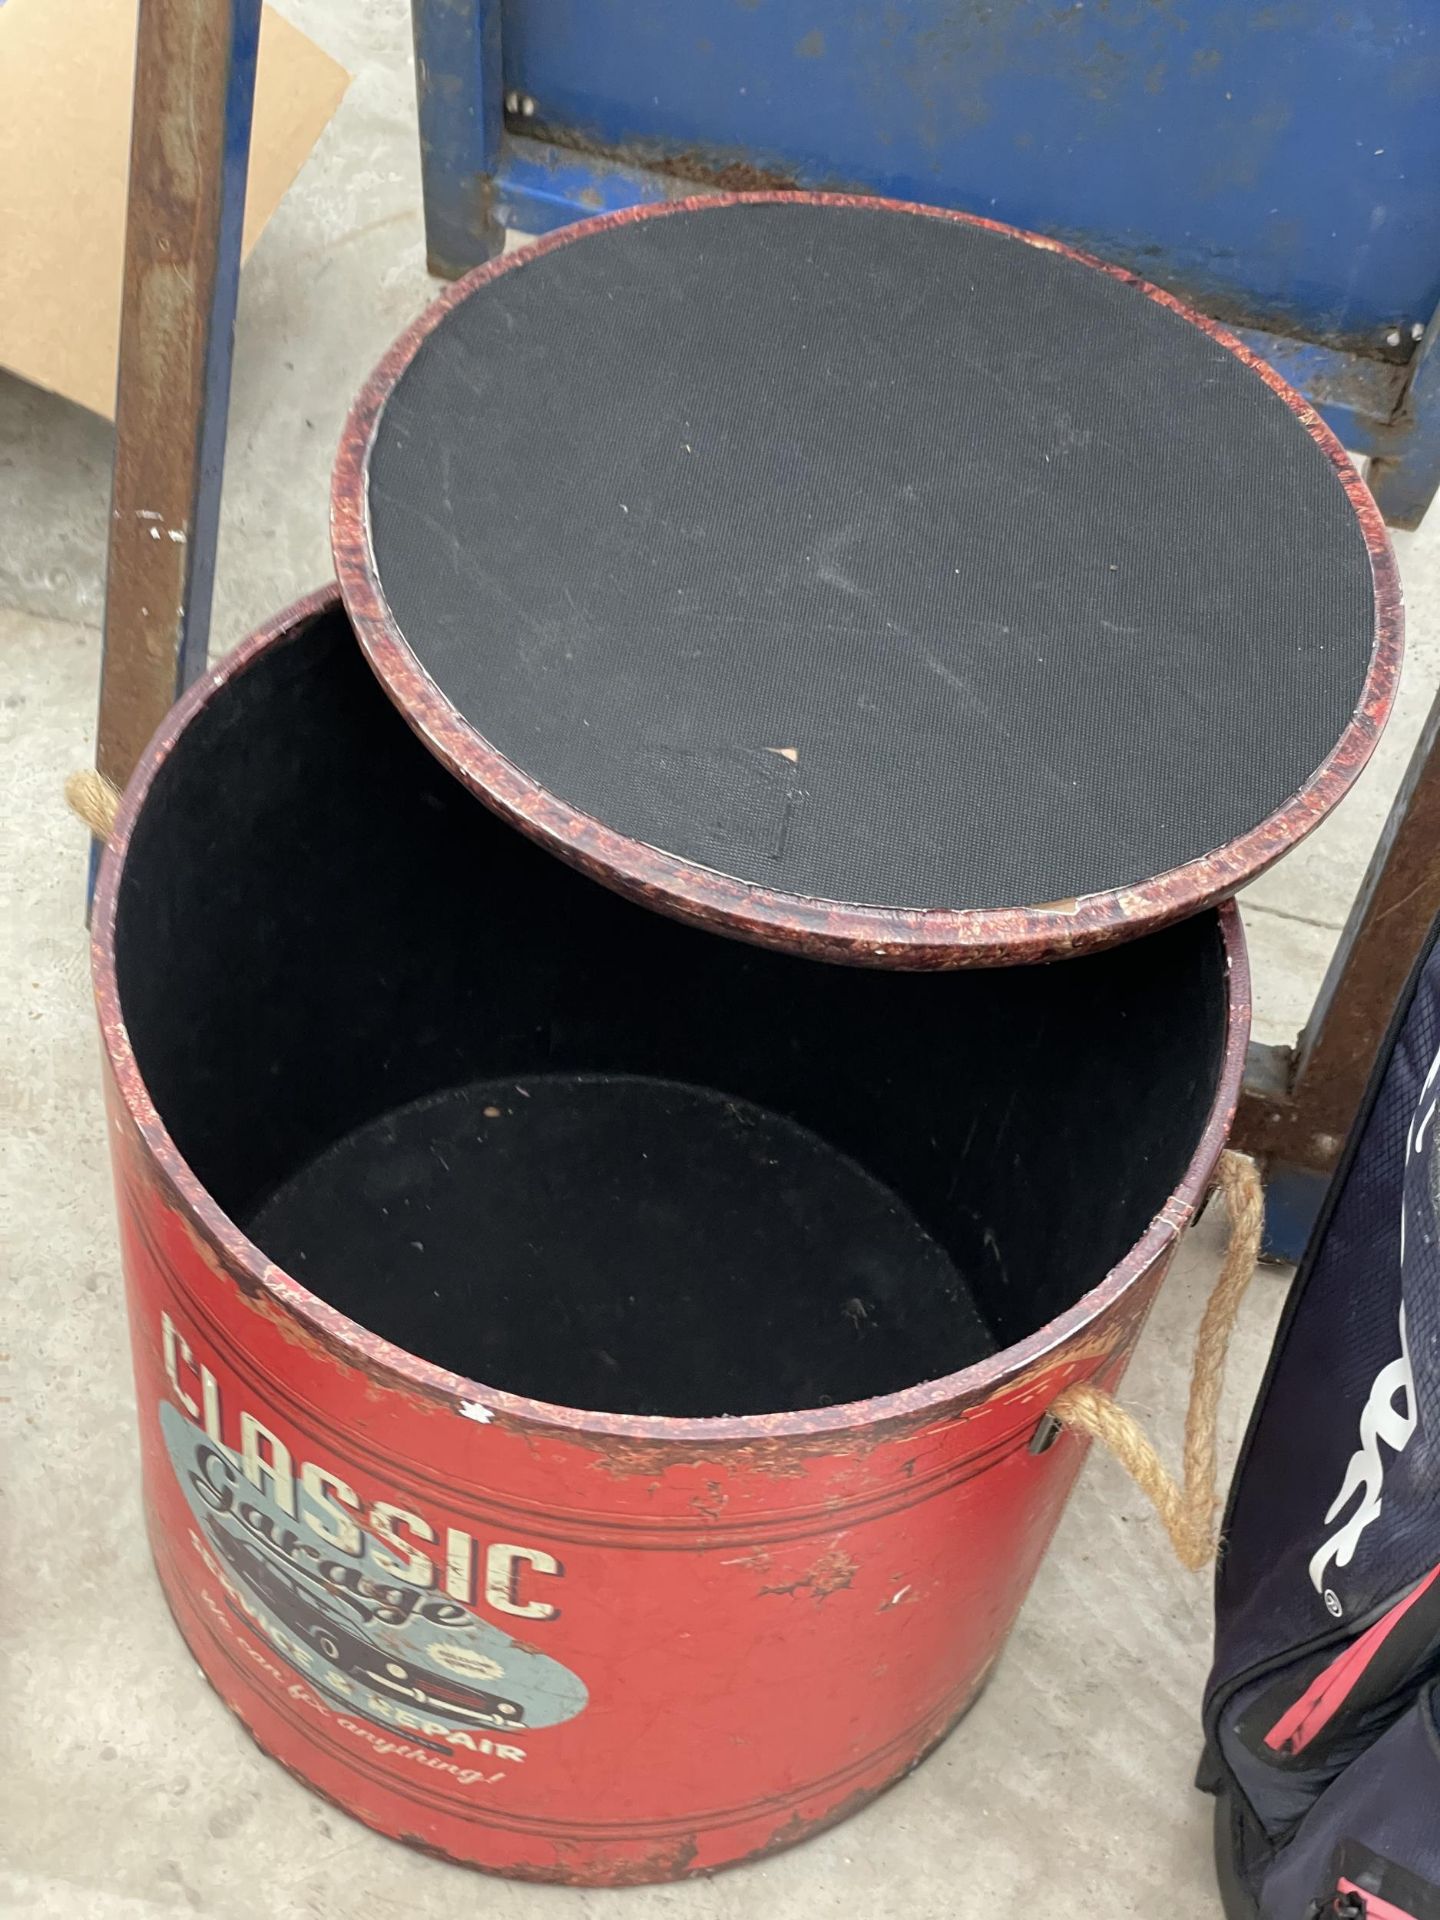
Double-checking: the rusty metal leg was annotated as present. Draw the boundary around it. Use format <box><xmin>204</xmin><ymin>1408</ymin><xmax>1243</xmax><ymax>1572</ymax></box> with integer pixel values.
<box><xmin>411</xmin><ymin>0</ymin><xmax>506</xmax><ymax>279</ymax></box>
<box><xmin>1236</xmin><ymin>683</ymin><xmax>1440</xmax><ymax>1257</ymax></box>
<box><xmin>96</xmin><ymin>0</ymin><xmax>260</xmax><ymax>808</ymax></box>
<box><xmin>1365</xmin><ymin>305</ymin><xmax>1440</xmax><ymax>533</ymax></box>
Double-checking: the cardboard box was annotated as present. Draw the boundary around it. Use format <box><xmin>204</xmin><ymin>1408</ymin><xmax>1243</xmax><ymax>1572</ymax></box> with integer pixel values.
<box><xmin>0</xmin><ymin>0</ymin><xmax>349</xmax><ymax>417</ymax></box>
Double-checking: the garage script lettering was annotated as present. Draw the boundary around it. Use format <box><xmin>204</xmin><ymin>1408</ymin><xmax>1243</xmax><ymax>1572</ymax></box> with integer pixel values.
<box><xmin>164</xmin><ymin>1310</ymin><xmax>563</xmax><ymax>1620</ymax></box>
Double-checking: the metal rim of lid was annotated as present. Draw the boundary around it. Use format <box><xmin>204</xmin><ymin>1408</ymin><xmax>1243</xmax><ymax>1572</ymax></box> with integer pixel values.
<box><xmin>332</xmin><ymin>191</ymin><xmax>1403</xmax><ymax>970</ymax></box>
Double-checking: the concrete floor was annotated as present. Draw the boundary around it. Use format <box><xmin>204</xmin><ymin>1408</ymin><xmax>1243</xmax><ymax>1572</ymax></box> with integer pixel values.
<box><xmin>2</xmin><ymin>2</ymin><xmax>1438</xmax><ymax>1912</ymax></box>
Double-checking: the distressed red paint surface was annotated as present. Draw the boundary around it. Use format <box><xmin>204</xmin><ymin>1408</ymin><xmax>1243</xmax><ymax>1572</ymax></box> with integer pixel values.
<box><xmin>331</xmin><ymin>191</ymin><xmax>1403</xmax><ymax>972</ymax></box>
<box><xmin>90</xmin><ymin>597</ymin><xmax>1251</xmax><ymax>1881</ymax></box>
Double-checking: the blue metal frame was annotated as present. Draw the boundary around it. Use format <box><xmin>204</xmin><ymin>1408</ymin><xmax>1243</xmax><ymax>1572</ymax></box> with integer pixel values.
<box><xmin>182</xmin><ymin>4</ymin><xmax>262</xmax><ymax>694</ymax></box>
<box><xmin>1364</xmin><ymin>310</ymin><xmax>1440</xmax><ymax>531</ymax></box>
<box><xmin>410</xmin><ymin>0</ymin><xmax>1440</xmax><ymax>527</ymax></box>
<box><xmin>410</xmin><ymin>0</ymin><xmax>506</xmax><ymax>276</ymax></box>
<box><xmin>1259</xmin><ymin>1165</ymin><xmax>1331</xmax><ymax>1266</ymax></box>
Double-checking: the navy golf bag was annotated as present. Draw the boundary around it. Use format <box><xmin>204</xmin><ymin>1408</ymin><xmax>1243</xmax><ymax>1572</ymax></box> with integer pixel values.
<box><xmin>1202</xmin><ymin>917</ymin><xmax>1440</xmax><ymax>1918</ymax></box>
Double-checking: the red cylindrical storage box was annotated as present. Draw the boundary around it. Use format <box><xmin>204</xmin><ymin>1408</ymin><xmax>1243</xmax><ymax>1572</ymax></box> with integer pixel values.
<box><xmin>94</xmin><ymin>590</ymin><xmax>1252</xmax><ymax>1884</ymax></box>
<box><xmin>93</xmin><ymin>195</ymin><xmax>1398</xmax><ymax>1884</ymax></box>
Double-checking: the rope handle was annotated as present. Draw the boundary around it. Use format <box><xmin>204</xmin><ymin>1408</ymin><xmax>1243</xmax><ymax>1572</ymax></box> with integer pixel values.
<box><xmin>66</xmin><ymin>770</ymin><xmax>121</xmax><ymax>844</ymax></box>
<box><xmin>1048</xmin><ymin>1148</ymin><xmax>1264</xmax><ymax>1571</ymax></box>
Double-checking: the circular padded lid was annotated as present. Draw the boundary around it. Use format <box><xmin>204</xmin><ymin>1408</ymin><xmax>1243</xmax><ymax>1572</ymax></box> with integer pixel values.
<box><xmin>334</xmin><ymin>194</ymin><xmax>1399</xmax><ymax>967</ymax></box>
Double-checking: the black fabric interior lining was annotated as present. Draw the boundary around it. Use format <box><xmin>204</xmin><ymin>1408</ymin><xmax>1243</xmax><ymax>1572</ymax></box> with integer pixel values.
<box><xmin>113</xmin><ymin>612</ymin><xmax>1231</xmax><ymax>1412</ymax></box>
<box><xmin>246</xmin><ymin>1073</ymin><xmax>998</xmax><ymax>1416</ymax></box>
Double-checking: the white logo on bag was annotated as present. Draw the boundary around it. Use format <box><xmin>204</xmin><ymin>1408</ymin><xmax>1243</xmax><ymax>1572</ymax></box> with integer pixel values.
<box><xmin>1308</xmin><ymin>1305</ymin><xmax>1415</xmax><ymax>1603</ymax></box>
<box><xmin>1307</xmin><ymin>1038</ymin><xmax>1440</xmax><ymax>1609</ymax></box>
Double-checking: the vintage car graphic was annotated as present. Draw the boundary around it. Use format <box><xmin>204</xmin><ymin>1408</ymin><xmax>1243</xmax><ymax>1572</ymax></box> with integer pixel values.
<box><xmin>204</xmin><ymin>1515</ymin><xmax>530</xmax><ymax>1730</ymax></box>
<box><xmin>160</xmin><ymin>1399</ymin><xmax>588</xmax><ymax>1740</ymax></box>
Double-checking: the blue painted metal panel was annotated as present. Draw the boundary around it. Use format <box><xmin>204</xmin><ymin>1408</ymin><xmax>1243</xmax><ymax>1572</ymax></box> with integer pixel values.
<box><xmin>501</xmin><ymin>0</ymin><xmax>1440</xmax><ymax>351</ymax></box>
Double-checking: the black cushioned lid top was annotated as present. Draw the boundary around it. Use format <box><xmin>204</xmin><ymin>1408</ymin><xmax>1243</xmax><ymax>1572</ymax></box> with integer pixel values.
<box><xmin>341</xmin><ymin>196</ymin><xmax>1393</xmax><ymax>965</ymax></box>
